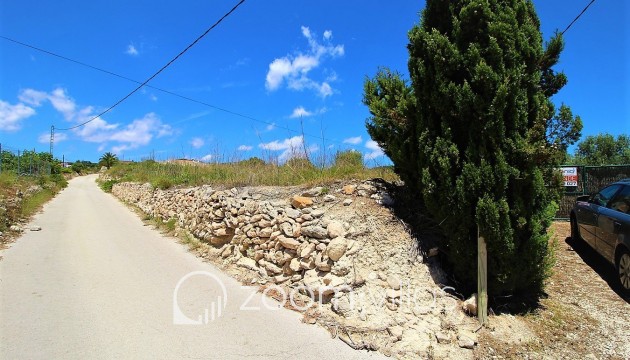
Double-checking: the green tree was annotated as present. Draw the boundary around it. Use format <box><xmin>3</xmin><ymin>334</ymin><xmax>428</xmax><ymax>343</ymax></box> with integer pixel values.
<box><xmin>99</xmin><ymin>152</ymin><xmax>119</xmax><ymax>169</ymax></box>
<box><xmin>364</xmin><ymin>0</ymin><xmax>582</xmax><ymax>296</ymax></box>
<box><xmin>574</xmin><ymin>133</ymin><xmax>630</xmax><ymax>165</ymax></box>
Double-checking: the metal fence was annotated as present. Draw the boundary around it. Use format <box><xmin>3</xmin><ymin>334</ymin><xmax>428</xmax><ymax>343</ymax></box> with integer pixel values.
<box><xmin>556</xmin><ymin>165</ymin><xmax>630</xmax><ymax>219</ymax></box>
<box><xmin>0</xmin><ymin>143</ymin><xmax>54</xmax><ymax>177</ymax></box>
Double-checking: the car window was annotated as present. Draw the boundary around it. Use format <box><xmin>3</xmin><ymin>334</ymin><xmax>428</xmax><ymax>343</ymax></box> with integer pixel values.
<box><xmin>609</xmin><ymin>185</ymin><xmax>630</xmax><ymax>214</ymax></box>
<box><xmin>592</xmin><ymin>185</ymin><xmax>621</xmax><ymax>207</ymax></box>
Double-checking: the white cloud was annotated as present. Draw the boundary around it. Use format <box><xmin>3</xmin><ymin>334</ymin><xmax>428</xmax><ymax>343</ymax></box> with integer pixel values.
<box><xmin>265</xmin><ymin>123</ymin><xmax>276</xmax><ymax>131</ymax></box>
<box><xmin>126</xmin><ymin>44</ymin><xmax>139</xmax><ymax>56</ymax></box>
<box><xmin>259</xmin><ymin>135</ymin><xmax>319</xmax><ymax>163</ymax></box>
<box><xmin>265</xmin><ymin>26</ymin><xmax>344</xmax><ymax>98</ymax></box>
<box><xmin>149</xmin><ymin>94</ymin><xmax>158</xmax><ymax>102</ymax></box>
<box><xmin>18</xmin><ymin>89</ymin><xmax>47</xmax><ymax>106</ymax></box>
<box><xmin>343</xmin><ymin>136</ymin><xmax>362</xmax><ymax>145</ymax></box>
<box><xmin>365</xmin><ymin>140</ymin><xmax>385</xmax><ymax>160</ymax></box>
<box><xmin>237</xmin><ymin>145</ymin><xmax>253</xmax><ymax>151</ymax></box>
<box><xmin>38</xmin><ymin>132</ymin><xmax>68</xmax><ymax>144</ymax></box>
<box><xmin>289</xmin><ymin>106</ymin><xmax>313</xmax><ymax>118</ymax></box>
<box><xmin>0</xmin><ymin>100</ymin><xmax>36</xmax><ymax>132</ymax></box>
<box><xmin>11</xmin><ymin>88</ymin><xmax>174</xmax><ymax>153</ymax></box>
<box><xmin>200</xmin><ymin>154</ymin><xmax>214</xmax><ymax>162</ymax></box>
<box><xmin>190</xmin><ymin>137</ymin><xmax>205</xmax><ymax>149</ymax></box>
<box><xmin>109</xmin><ymin>113</ymin><xmax>171</xmax><ymax>146</ymax></box>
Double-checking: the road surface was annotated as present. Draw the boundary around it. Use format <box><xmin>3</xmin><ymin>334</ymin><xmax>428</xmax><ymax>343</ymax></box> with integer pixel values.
<box><xmin>0</xmin><ymin>175</ymin><xmax>380</xmax><ymax>359</ymax></box>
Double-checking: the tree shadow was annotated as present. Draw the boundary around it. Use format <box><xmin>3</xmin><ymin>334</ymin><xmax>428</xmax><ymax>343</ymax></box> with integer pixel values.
<box><xmin>565</xmin><ymin>236</ymin><xmax>630</xmax><ymax>304</ymax></box>
<box><xmin>375</xmin><ymin>180</ymin><xmax>459</xmax><ymax>292</ymax></box>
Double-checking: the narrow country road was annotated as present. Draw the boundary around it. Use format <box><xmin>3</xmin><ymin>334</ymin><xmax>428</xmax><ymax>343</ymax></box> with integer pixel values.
<box><xmin>0</xmin><ymin>175</ymin><xmax>380</xmax><ymax>359</ymax></box>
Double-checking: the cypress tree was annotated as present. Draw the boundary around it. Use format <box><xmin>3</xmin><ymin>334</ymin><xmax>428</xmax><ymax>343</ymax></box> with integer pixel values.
<box><xmin>364</xmin><ymin>0</ymin><xmax>582</xmax><ymax>296</ymax></box>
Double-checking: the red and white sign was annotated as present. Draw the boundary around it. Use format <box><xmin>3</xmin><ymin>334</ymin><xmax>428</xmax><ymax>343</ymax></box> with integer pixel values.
<box><xmin>561</xmin><ymin>167</ymin><xmax>578</xmax><ymax>187</ymax></box>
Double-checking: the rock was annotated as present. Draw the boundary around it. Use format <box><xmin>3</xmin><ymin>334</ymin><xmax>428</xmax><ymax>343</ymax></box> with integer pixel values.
<box><xmin>265</xmin><ymin>262</ymin><xmax>283</xmax><ymax>275</ymax></box>
<box><xmin>258</xmin><ymin>228</ymin><xmax>273</xmax><ymax>238</ymax></box>
<box><xmin>342</xmin><ymin>185</ymin><xmax>356</xmax><ymax>195</ymax></box>
<box><xmin>284</xmin><ymin>208</ymin><xmax>301</xmax><ymax>219</ymax></box>
<box><xmin>28</xmin><ymin>225</ymin><xmax>42</xmax><ymax>231</ymax></box>
<box><xmin>386</xmin><ymin>289</ymin><xmax>401</xmax><ymax>299</ymax></box>
<box><xmin>278</xmin><ymin>236</ymin><xmax>300</xmax><ymax>250</ymax></box>
<box><xmin>315</xmin><ymin>253</ymin><xmax>332</xmax><ymax>272</ymax></box>
<box><xmin>326</xmin><ymin>237</ymin><xmax>348</xmax><ymax>261</ymax></box>
<box><xmin>301</xmin><ymin>226</ymin><xmax>328</xmax><ymax>239</ymax></box>
<box><xmin>387</xmin><ymin>275</ymin><xmax>401</xmax><ymax>290</ymax></box>
<box><xmin>237</xmin><ymin>257</ymin><xmax>258</xmax><ymax>271</ymax></box>
<box><xmin>388</xmin><ymin>326</ymin><xmax>404</xmax><ymax>340</ymax></box>
<box><xmin>458</xmin><ymin>336</ymin><xmax>475</xmax><ymax>349</ymax></box>
<box><xmin>342</xmin><ymin>199</ymin><xmax>353</xmax><ymax>206</ymax></box>
<box><xmin>331</xmin><ymin>297</ymin><xmax>353</xmax><ymax>318</ymax></box>
<box><xmin>9</xmin><ymin>225</ymin><xmax>22</xmax><ymax>232</ymax></box>
<box><xmin>311</xmin><ymin>209</ymin><xmax>325</xmax><ymax>218</ymax></box>
<box><xmin>291</xmin><ymin>196</ymin><xmax>313</xmax><ymax>209</ymax></box>
<box><xmin>300</xmin><ymin>242</ymin><xmax>316</xmax><ymax>258</ymax></box>
<box><xmin>289</xmin><ymin>258</ymin><xmax>301</xmax><ymax>272</ymax></box>
<box><xmin>323</xmin><ymin>194</ymin><xmax>336</xmax><ymax>202</ymax></box>
<box><xmin>300</xmin><ymin>257</ymin><xmax>316</xmax><ymax>270</ymax></box>
<box><xmin>302</xmin><ymin>187</ymin><xmax>323</xmax><ymax>197</ymax></box>
<box><xmin>380</xmin><ymin>194</ymin><xmax>394</xmax><ymax>206</ymax></box>
<box><xmin>352</xmin><ymin>274</ymin><xmax>365</xmax><ymax>287</ymax></box>
<box><xmin>273</xmin><ymin>275</ymin><xmax>290</xmax><ymax>284</ymax></box>
<box><xmin>462</xmin><ymin>293</ymin><xmax>478</xmax><ymax>316</ymax></box>
<box><xmin>326</xmin><ymin>221</ymin><xmax>345</xmax><ymax>238</ymax></box>
<box><xmin>280</xmin><ymin>223</ymin><xmax>294</xmax><ymax>237</ymax></box>
<box><xmin>428</xmin><ymin>247</ymin><xmax>439</xmax><ymax>257</ymax></box>
<box><xmin>436</xmin><ymin>332</ymin><xmax>451</xmax><ymax>344</ymax></box>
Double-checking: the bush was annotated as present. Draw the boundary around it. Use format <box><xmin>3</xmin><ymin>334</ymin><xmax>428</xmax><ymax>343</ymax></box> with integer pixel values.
<box><xmin>99</xmin><ymin>180</ymin><xmax>118</xmax><ymax>193</ymax></box>
<box><xmin>363</xmin><ymin>0</ymin><xmax>581</xmax><ymax>297</ymax></box>
<box><xmin>333</xmin><ymin>150</ymin><xmax>364</xmax><ymax>170</ymax></box>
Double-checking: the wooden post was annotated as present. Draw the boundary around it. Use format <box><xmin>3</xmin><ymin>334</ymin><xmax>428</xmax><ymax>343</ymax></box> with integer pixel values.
<box><xmin>478</xmin><ymin>228</ymin><xmax>488</xmax><ymax>326</ymax></box>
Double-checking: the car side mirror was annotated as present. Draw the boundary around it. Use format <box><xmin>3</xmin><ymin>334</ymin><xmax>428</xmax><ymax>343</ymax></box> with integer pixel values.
<box><xmin>577</xmin><ymin>195</ymin><xmax>590</xmax><ymax>203</ymax></box>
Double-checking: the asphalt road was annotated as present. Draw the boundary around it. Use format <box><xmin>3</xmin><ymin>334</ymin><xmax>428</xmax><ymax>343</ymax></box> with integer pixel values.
<box><xmin>0</xmin><ymin>175</ymin><xmax>380</xmax><ymax>359</ymax></box>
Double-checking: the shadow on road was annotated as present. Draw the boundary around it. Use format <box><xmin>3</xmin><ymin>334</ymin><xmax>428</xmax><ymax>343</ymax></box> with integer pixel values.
<box><xmin>565</xmin><ymin>236</ymin><xmax>630</xmax><ymax>304</ymax></box>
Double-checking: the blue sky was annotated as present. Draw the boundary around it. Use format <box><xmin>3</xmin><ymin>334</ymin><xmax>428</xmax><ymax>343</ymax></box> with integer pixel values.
<box><xmin>0</xmin><ymin>0</ymin><xmax>628</xmax><ymax>164</ymax></box>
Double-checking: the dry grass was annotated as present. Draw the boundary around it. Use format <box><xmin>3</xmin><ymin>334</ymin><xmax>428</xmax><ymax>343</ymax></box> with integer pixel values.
<box><xmin>105</xmin><ymin>154</ymin><xmax>398</xmax><ymax>189</ymax></box>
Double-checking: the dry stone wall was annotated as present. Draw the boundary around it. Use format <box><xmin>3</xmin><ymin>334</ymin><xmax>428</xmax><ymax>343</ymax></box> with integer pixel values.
<box><xmin>112</xmin><ymin>182</ymin><xmax>379</xmax><ymax>287</ymax></box>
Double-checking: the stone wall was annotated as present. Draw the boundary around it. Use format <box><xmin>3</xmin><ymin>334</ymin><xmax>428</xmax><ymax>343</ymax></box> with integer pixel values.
<box><xmin>111</xmin><ymin>182</ymin><xmax>376</xmax><ymax>288</ymax></box>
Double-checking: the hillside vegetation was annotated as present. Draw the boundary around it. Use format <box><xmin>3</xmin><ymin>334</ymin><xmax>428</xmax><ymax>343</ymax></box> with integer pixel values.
<box><xmin>103</xmin><ymin>151</ymin><xmax>398</xmax><ymax>190</ymax></box>
<box><xmin>0</xmin><ymin>172</ymin><xmax>68</xmax><ymax>245</ymax></box>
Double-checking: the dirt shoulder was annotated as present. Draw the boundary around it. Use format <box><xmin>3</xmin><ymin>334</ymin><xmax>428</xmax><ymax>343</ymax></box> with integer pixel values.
<box><xmin>475</xmin><ymin>221</ymin><xmax>630</xmax><ymax>359</ymax></box>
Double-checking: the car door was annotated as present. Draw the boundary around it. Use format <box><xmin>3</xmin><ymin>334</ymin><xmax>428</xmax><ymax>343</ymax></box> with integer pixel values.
<box><xmin>597</xmin><ymin>185</ymin><xmax>630</xmax><ymax>262</ymax></box>
<box><xmin>578</xmin><ymin>185</ymin><xmax>622</xmax><ymax>249</ymax></box>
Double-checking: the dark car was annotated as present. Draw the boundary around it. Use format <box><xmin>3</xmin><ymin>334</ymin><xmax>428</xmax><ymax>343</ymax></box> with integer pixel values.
<box><xmin>570</xmin><ymin>179</ymin><xmax>630</xmax><ymax>295</ymax></box>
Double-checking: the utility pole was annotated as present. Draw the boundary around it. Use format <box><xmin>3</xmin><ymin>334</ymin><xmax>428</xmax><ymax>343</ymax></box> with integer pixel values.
<box><xmin>50</xmin><ymin>125</ymin><xmax>55</xmax><ymax>157</ymax></box>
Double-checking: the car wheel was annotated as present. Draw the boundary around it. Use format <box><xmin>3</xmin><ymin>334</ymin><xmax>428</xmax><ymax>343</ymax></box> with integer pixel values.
<box><xmin>570</xmin><ymin>214</ymin><xmax>582</xmax><ymax>242</ymax></box>
<box><xmin>616</xmin><ymin>249</ymin><xmax>630</xmax><ymax>296</ymax></box>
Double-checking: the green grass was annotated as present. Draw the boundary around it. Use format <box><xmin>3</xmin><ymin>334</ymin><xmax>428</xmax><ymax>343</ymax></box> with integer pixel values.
<box><xmin>99</xmin><ymin>179</ymin><xmax>119</xmax><ymax>193</ymax></box>
<box><xmin>105</xmin><ymin>154</ymin><xmax>398</xmax><ymax>189</ymax></box>
<box><xmin>0</xmin><ymin>172</ymin><xmax>68</xmax><ymax>233</ymax></box>
<box><xmin>20</xmin><ymin>188</ymin><xmax>55</xmax><ymax>216</ymax></box>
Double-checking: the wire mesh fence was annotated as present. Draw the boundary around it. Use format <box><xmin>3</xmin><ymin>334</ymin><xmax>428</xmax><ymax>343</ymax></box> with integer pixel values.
<box><xmin>0</xmin><ymin>143</ymin><xmax>56</xmax><ymax>177</ymax></box>
<box><xmin>556</xmin><ymin>165</ymin><xmax>630</xmax><ymax>219</ymax></box>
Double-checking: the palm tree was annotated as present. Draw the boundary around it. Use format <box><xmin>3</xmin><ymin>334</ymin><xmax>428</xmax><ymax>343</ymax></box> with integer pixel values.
<box><xmin>99</xmin><ymin>152</ymin><xmax>118</xmax><ymax>169</ymax></box>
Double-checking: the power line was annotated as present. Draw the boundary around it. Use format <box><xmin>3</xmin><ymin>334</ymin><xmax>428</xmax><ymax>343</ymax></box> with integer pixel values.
<box><xmin>1</xmin><ymin>25</ymin><xmax>329</xmax><ymax>141</ymax></box>
<box><xmin>54</xmin><ymin>0</ymin><xmax>246</xmax><ymax>131</ymax></box>
<box><xmin>561</xmin><ymin>0</ymin><xmax>596</xmax><ymax>35</ymax></box>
